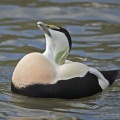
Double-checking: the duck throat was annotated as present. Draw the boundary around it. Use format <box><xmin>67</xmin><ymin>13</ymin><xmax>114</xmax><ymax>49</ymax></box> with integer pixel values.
<box><xmin>43</xmin><ymin>35</ymin><xmax>69</xmax><ymax>65</ymax></box>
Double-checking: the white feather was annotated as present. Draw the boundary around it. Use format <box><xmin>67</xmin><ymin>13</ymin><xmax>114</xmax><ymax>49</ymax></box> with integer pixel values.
<box><xmin>89</xmin><ymin>67</ymin><xmax>109</xmax><ymax>90</ymax></box>
<box><xmin>54</xmin><ymin>62</ymin><xmax>89</xmax><ymax>83</ymax></box>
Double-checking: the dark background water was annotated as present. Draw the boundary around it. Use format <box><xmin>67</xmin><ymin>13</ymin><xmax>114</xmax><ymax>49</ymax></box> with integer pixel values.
<box><xmin>0</xmin><ymin>0</ymin><xmax>120</xmax><ymax>120</ymax></box>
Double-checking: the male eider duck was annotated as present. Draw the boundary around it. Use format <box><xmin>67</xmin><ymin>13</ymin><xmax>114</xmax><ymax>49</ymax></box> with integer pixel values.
<box><xmin>11</xmin><ymin>21</ymin><xmax>120</xmax><ymax>99</ymax></box>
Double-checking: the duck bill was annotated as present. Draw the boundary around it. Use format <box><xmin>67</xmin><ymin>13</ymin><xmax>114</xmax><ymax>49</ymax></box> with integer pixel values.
<box><xmin>37</xmin><ymin>21</ymin><xmax>52</xmax><ymax>37</ymax></box>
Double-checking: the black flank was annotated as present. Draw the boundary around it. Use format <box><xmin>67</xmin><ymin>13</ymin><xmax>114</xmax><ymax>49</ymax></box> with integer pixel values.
<box><xmin>11</xmin><ymin>72</ymin><xmax>102</xmax><ymax>99</ymax></box>
<box><xmin>11</xmin><ymin>70</ymin><xmax>119</xmax><ymax>99</ymax></box>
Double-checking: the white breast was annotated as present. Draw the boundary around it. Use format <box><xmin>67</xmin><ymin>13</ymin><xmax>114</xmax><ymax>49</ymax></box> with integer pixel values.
<box><xmin>12</xmin><ymin>52</ymin><xmax>57</xmax><ymax>88</ymax></box>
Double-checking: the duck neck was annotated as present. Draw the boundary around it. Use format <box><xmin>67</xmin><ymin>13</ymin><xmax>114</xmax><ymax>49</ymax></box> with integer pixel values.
<box><xmin>43</xmin><ymin>39</ymin><xmax>54</xmax><ymax>63</ymax></box>
<box><xmin>43</xmin><ymin>36</ymin><xmax>69</xmax><ymax>65</ymax></box>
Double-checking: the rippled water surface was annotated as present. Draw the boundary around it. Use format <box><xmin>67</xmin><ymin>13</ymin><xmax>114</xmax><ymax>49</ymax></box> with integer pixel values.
<box><xmin>0</xmin><ymin>0</ymin><xmax>120</xmax><ymax>120</ymax></box>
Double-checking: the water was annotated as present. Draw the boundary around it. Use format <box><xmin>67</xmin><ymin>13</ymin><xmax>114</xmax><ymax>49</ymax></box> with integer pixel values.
<box><xmin>0</xmin><ymin>0</ymin><xmax>120</xmax><ymax>120</ymax></box>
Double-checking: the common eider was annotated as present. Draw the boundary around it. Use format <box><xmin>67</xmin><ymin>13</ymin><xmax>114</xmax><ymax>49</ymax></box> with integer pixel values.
<box><xmin>11</xmin><ymin>21</ymin><xmax>120</xmax><ymax>99</ymax></box>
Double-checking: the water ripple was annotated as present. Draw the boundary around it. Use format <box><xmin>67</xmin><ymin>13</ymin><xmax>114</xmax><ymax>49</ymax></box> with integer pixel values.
<box><xmin>0</xmin><ymin>0</ymin><xmax>120</xmax><ymax>120</ymax></box>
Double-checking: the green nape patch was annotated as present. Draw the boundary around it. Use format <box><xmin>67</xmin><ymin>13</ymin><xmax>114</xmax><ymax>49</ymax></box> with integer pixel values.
<box><xmin>55</xmin><ymin>47</ymin><xmax>69</xmax><ymax>65</ymax></box>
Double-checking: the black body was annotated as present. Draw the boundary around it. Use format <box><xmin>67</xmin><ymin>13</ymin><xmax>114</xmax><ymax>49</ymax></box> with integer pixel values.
<box><xmin>11</xmin><ymin>70</ymin><xmax>119</xmax><ymax>99</ymax></box>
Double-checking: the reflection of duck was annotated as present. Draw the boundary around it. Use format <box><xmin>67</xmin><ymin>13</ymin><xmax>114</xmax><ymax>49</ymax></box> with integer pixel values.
<box><xmin>11</xmin><ymin>22</ymin><xmax>120</xmax><ymax>99</ymax></box>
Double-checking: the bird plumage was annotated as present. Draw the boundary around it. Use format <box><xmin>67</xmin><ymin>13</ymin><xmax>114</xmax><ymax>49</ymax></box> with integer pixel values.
<box><xmin>12</xmin><ymin>52</ymin><xmax>57</xmax><ymax>88</ymax></box>
<box><xmin>11</xmin><ymin>70</ymin><xmax>119</xmax><ymax>99</ymax></box>
<box><xmin>11</xmin><ymin>21</ymin><xmax>120</xmax><ymax>99</ymax></box>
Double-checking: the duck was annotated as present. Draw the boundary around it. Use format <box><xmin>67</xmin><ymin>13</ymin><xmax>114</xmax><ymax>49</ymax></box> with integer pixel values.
<box><xmin>11</xmin><ymin>21</ymin><xmax>120</xmax><ymax>99</ymax></box>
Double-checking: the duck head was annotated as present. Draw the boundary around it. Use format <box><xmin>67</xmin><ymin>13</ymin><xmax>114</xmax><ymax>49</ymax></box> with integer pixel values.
<box><xmin>37</xmin><ymin>21</ymin><xmax>72</xmax><ymax>65</ymax></box>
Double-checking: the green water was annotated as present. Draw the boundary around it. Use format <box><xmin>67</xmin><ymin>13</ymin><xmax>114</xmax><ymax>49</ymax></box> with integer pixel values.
<box><xmin>0</xmin><ymin>0</ymin><xmax>120</xmax><ymax>120</ymax></box>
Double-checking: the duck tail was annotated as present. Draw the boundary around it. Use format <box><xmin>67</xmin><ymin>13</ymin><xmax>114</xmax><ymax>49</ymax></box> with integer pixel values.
<box><xmin>101</xmin><ymin>70</ymin><xmax>120</xmax><ymax>85</ymax></box>
<box><xmin>117</xmin><ymin>70</ymin><xmax>120</xmax><ymax>79</ymax></box>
